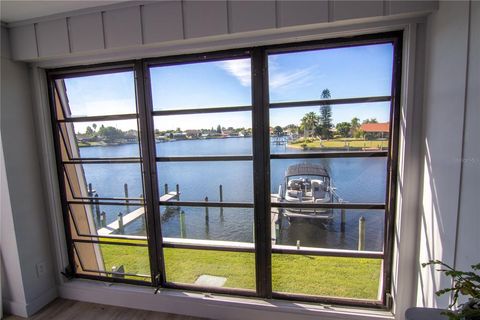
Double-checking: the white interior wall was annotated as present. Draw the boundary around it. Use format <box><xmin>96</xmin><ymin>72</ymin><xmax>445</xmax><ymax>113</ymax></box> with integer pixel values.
<box><xmin>0</xmin><ymin>109</ymin><xmax>28</xmax><ymax>318</ymax></box>
<box><xmin>0</xmin><ymin>26</ymin><xmax>58</xmax><ymax>316</ymax></box>
<box><xmin>454</xmin><ymin>0</ymin><xmax>480</xmax><ymax>277</ymax></box>
<box><xmin>416</xmin><ymin>0</ymin><xmax>479</xmax><ymax>308</ymax></box>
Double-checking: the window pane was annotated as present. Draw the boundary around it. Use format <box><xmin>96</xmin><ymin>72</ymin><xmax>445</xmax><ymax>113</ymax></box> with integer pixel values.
<box><xmin>150</xmin><ymin>58</ymin><xmax>251</xmax><ymax>111</ymax></box>
<box><xmin>60</xmin><ymin>71</ymin><xmax>137</xmax><ymax>117</ymax></box>
<box><xmin>268</xmin><ymin>43</ymin><xmax>393</xmax><ymax>103</ymax></box>
<box><xmin>74</xmin><ymin>241</ymin><xmax>150</xmax><ymax>282</ymax></box>
<box><xmin>60</xmin><ymin>119</ymin><xmax>140</xmax><ymax>158</ymax></box>
<box><xmin>272</xmin><ymin>254</ymin><xmax>382</xmax><ymax>299</ymax></box>
<box><xmin>157</xmin><ymin>161</ymin><xmax>253</xmax><ymax>202</ymax></box>
<box><xmin>64</xmin><ymin>163</ymin><xmax>144</xmax><ymax>199</ymax></box>
<box><xmin>160</xmin><ymin>206</ymin><xmax>254</xmax><ymax>243</ymax></box>
<box><xmin>270</xmin><ymin>103</ymin><xmax>390</xmax><ymax>154</ymax></box>
<box><xmin>154</xmin><ymin>112</ymin><xmax>252</xmax><ymax>157</ymax></box>
<box><xmin>164</xmin><ymin>248</ymin><xmax>255</xmax><ymax>290</ymax></box>
<box><xmin>272</xmin><ymin>209</ymin><xmax>384</xmax><ymax>251</ymax></box>
<box><xmin>271</xmin><ymin>158</ymin><xmax>387</xmax><ymax>204</ymax></box>
<box><xmin>69</xmin><ymin>203</ymin><xmax>146</xmax><ymax>237</ymax></box>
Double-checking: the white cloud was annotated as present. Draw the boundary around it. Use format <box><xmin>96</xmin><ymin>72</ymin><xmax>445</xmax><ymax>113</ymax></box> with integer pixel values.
<box><xmin>219</xmin><ymin>58</ymin><xmax>317</xmax><ymax>92</ymax></box>
<box><xmin>219</xmin><ymin>59</ymin><xmax>252</xmax><ymax>87</ymax></box>
<box><xmin>269</xmin><ymin>68</ymin><xmax>315</xmax><ymax>90</ymax></box>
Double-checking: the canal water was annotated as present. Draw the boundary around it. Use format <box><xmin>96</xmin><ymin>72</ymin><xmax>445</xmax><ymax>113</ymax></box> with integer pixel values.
<box><xmin>79</xmin><ymin>138</ymin><xmax>386</xmax><ymax>251</ymax></box>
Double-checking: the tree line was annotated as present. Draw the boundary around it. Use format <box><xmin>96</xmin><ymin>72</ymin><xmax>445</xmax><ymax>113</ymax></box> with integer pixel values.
<box><xmin>81</xmin><ymin>124</ymin><xmax>138</xmax><ymax>142</ymax></box>
<box><xmin>272</xmin><ymin>88</ymin><xmax>380</xmax><ymax>140</ymax></box>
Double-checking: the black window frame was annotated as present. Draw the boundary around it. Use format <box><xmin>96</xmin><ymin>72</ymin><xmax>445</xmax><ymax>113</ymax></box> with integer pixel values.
<box><xmin>47</xmin><ymin>31</ymin><xmax>402</xmax><ymax>309</ymax></box>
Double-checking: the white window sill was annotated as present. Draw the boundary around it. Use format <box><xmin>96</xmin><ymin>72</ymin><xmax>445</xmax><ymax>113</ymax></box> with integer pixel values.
<box><xmin>58</xmin><ymin>279</ymin><xmax>394</xmax><ymax>320</ymax></box>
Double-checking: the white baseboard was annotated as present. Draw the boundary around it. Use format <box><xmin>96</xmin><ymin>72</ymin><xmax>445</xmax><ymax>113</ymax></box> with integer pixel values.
<box><xmin>25</xmin><ymin>286</ymin><xmax>58</xmax><ymax>316</ymax></box>
<box><xmin>2</xmin><ymin>286</ymin><xmax>57</xmax><ymax>318</ymax></box>
<box><xmin>2</xmin><ymin>299</ymin><xmax>28</xmax><ymax>318</ymax></box>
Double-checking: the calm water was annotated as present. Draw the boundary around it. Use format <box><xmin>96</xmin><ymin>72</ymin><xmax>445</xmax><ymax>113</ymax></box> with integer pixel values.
<box><xmin>79</xmin><ymin>138</ymin><xmax>386</xmax><ymax>251</ymax></box>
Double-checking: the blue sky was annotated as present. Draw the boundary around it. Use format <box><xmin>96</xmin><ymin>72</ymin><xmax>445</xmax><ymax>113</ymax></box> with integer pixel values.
<box><xmin>65</xmin><ymin>43</ymin><xmax>393</xmax><ymax>132</ymax></box>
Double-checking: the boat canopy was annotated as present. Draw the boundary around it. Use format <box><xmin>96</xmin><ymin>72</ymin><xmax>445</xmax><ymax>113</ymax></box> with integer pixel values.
<box><xmin>285</xmin><ymin>163</ymin><xmax>329</xmax><ymax>178</ymax></box>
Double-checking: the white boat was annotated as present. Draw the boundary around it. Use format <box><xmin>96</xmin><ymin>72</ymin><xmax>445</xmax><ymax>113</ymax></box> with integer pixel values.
<box><xmin>279</xmin><ymin>163</ymin><xmax>335</xmax><ymax>219</ymax></box>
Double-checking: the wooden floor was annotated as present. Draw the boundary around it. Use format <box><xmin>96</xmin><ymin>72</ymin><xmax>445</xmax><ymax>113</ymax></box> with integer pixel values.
<box><xmin>4</xmin><ymin>298</ymin><xmax>208</xmax><ymax>320</ymax></box>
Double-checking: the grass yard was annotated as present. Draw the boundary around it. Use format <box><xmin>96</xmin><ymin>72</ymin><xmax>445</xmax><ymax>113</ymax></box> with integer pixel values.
<box><xmin>289</xmin><ymin>138</ymin><xmax>389</xmax><ymax>150</ymax></box>
<box><xmin>100</xmin><ymin>242</ymin><xmax>381</xmax><ymax>300</ymax></box>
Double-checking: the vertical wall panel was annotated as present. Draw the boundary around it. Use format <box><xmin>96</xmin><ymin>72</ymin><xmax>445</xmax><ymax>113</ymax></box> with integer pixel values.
<box><xmin>333</xmin><ymin>1</ymin><xmax>384</xmax><ymax>21</ymax></box>
<box><xmin>228</xmin><ymin>1</ymin><xmax>276</xmax><ymax>33</ymax></box>
<box><xmin>68</xmin><ymin>13</ymin><xmax>104</xmax><ymax>53</ymax></box>
<box><xmin>9</xmin><ymin>25</ymin><xmax>38</xmax><ymax>60</ymax></box>
<box><xmin>183</xmin><ymin>1</ymin><xmax>228</xmax><ymax>38</ymax></box>
<box><xmin>388</xmin><ymin>1</ymin><xmax>438</xmax><ymax>16</ymax></box>
<box><xmin>416</xmin><ymin>1</ymin><xmax>470</xmax><ymax>308</ymax></box>
<box><xmin>142</xmin><ymin>1</ymin><xmax>184</xmax><ymax>44</ymax></box>
<box><xmin>36</xmin><ymin>19</ymin><xmax>70</xmax><ymax>57</ymax></box>
<box><xmin>103</xmin><ymin>6</ymin><xmax>142</xmax><ymax>49</ymax></box>
<box><xmin>455</xmin><ymin>0</ymin><xmax>480</xmax><ymax>275</ymax></box>
<box><xmin>277</xmin><ymin>0</ymin><xmax>329</xmax><ymax>28</ymax></box>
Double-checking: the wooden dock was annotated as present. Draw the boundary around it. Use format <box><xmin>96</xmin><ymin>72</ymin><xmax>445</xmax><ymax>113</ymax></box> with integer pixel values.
<box><xmin>97</xmin><ymin>191</ymin><xmax>180</xmax><ymax>235</ymax></box>
<box><xmin>97</xmin><ymin>207</ymin><xmax>145</xmax><ymax>235</ymax></box>
<box><xmin>96</xmin><ymin>191</ymin><xmax>282</xmax><ymax>243</ymax></box>
<box><xmin>159</xmin><ymin>191</ymin><xmax>180</xmax><ymax>202</ymax></box>
<box><xmin>271</xmin><ymin>194</ymin><xmax>281</xmax><ymax>245</ymax></box>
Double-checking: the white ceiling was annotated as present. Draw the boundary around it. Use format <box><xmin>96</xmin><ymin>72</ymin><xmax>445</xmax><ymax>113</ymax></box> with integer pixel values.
<box><xmin>1</xmin><ymin>0</ymin><xmax>128</xmax><ymax>23</ymax></box>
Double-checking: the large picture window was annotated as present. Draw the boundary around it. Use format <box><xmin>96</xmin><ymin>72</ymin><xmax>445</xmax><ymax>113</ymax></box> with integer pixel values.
<box><xmin>48</xmin><ymin>32</ymin><xmax>401</xmax><ymax>307</ymax></box>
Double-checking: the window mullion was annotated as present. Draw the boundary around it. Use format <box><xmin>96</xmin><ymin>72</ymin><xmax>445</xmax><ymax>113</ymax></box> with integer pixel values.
<box><xmin>134</xmin><ymin>61</ymin><xmax>166</xmax><ymax>287</ymax></box>
<box><xmin>251</xmin><ymin>48</ymin><xmax>272</xmax><ymax>298</ymax></box>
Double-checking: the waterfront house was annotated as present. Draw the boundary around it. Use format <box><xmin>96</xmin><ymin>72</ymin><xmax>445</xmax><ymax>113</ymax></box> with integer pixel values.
<box><xmin>360</xmin><ymin>122</ymin><xmax>390</xmax><ymax>140</ymax></box>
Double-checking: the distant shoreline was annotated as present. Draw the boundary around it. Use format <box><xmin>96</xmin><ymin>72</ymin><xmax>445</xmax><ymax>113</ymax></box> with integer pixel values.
<box><xmin>78</xmin><ymin>136</ymin><xmax>251</xmax><ymax>147</ymax></box>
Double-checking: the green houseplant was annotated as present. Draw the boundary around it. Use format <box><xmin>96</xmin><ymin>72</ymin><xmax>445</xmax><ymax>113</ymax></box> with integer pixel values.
<box><xmin>422</xmin><ymin>260</ymin><xmax>480</xmax><ymax>320</ymax></box>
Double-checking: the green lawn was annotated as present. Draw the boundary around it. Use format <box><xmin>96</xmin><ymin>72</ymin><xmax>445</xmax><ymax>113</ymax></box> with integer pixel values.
<box><xmin>100</xmin><ymin>242</ymin><xmax>381</xmax><ymax>300</ymax></box>
<box><xmin>289</xmin><ymin>138</ymin><xmax>388</xmax><ymax>150</ymax></box>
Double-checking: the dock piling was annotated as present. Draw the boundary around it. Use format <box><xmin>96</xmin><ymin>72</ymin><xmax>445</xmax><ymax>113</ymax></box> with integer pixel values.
<box><xmin>100</xmin><ymin>211</ymin><xmax>106</xmax><ymax>227</ymax></box>
<box><xmin>179</xmin><ymin>210</ymin><xmax>186</xmax><ymax>238</ymax></box>
<box><xmin>204</xmin><ymin>197</ymin><xmax>209</xmax><ymax>222</ymax></box>
<box><xmin>118</xmin><ymin>212</ymin><xmax>124</xmax><ymax>233</ymax></box>
<box><xmin>164</xmin><ymin>184</ymin><xmax>168</xmax><ymax>195</ymax></box>
<box><xmin>341</xmin><ymin>208</ymin><xmax>346</xmax><ymax>232</ymax></box>
<box><xmin>95</xmin><ymin>194</ymin><xmax>100</xmax><ymax>225</ymax></box>
<box><xmin>176</xmin><ymin>184</ymin><xmax>180</xmax><ymax>200</ymax></box>
<box><xmin>204</xmin><ymin>196</ymin><xmax>210</xmax><ymax>237</ymax></box>
<box><xmin>275</xmin><ymin>223</ymin><xmax>280</xmax><ymax>244</ymax></box>
<box><xmin>358</xmin><ymin>216</ymin><xmax>366</xmax><ymax>251</ymax></box>
<box><xmin>124</xmin><ymin>183</ymin><xmax>129</xmax><ymax>212</ymax></box>
<box><xmin>219</xmin><ymin>185</ymin><xmax>224</xmax><ymax>221</ymax></box>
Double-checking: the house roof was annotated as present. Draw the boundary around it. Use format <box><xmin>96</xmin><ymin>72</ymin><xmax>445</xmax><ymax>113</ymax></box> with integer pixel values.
<box><xmin>360</xmin><ymin>122</ymin><xmax>390</xmax><ymax>133</ymax></box>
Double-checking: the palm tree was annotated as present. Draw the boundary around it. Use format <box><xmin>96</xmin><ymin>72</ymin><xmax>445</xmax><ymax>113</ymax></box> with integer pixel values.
<box><xmin>319</xmin><ymin>88</ymin><xmax>333</xmax><ymax>139</ymax></box>
<box><xmin>301</xmin><ymin>112</ymin><xmax>320</xmax><ymax>142</ymax></box>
